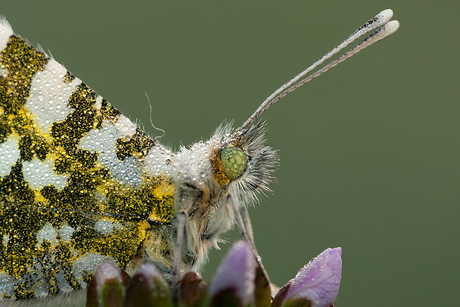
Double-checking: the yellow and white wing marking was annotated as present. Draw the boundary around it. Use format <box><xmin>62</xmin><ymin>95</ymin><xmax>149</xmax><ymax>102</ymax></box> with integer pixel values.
<box><xmin>0</xmin><ymin>18</ymin><xmax>175</xmax><ymax>299</ymax></box>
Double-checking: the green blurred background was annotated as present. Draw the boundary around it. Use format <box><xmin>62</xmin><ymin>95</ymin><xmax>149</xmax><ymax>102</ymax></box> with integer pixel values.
<box><xmin>2</xmin><ymin>1</ymin><xmax>458</xmax><ymax>306</ymax></box>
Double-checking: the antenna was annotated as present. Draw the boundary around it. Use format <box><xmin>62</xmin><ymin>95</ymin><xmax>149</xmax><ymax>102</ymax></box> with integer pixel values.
<box><xmin>237</xmin><ymin>9</ymin><xmax>399</xmax><ymax>132</ymax></box>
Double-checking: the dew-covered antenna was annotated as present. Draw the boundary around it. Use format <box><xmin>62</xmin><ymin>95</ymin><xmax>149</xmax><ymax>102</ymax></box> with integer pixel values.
<box><xmin>237</xmin><ymin>9</ymin><xmax>399</xmax><ymax>132</ymax></box>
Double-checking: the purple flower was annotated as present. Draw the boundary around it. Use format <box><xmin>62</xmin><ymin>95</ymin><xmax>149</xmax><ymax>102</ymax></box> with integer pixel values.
<box><xmin>124</xmin><ymin>262</ymin><xmax>173</xmax><ymax>307</ymax></box>
<box><xmin>208</xmin><ymin>241</ymin><xmax>256</xmax><ymax>306</ymax></box>
<box><xmin>179</xmin><ymin>271</ymin><xmax>207</xmax><ymax>306</ymax></box>
<box><xmin>84</xmin><ymin>245</ymin><xmax>343</xmax><ymax>306</ymax></box>
<box><xmin>86</xmin><ymin>262</ymin><xmax>127</xmax><ymax>307</ymax></box>
<box><xmin>273</xmin><ymin>247</ymin><xmax>342</xmax><ymax>307</ymax></box>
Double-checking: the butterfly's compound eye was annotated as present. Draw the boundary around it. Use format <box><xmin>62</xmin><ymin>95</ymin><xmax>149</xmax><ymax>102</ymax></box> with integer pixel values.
<box><xmin>221</xmin><ymin>147</ymin><xmax>247</xmax><ymax>180</ymax></box>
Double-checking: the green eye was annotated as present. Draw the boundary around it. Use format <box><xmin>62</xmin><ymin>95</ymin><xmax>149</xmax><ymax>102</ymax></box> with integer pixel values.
<box><xmin>221</xmin><ymin>147</ymin><xmax>247</xmax><ymax>180</ymax></box>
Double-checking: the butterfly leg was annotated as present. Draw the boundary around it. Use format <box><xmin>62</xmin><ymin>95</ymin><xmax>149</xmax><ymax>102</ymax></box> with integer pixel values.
<box><xmin>171</xmin><ymin>211</ymin><xmax>187</xmax><ymax>305</ymax></box>
<box><xmin>228</xmin><ymin>195</ymin><xmax>271</xmax><ymax>287</ymax></box>
<box><xmin>241</xmin><ymin>206</ymin><xmax>256</xmax><ymax>248</ymax></box>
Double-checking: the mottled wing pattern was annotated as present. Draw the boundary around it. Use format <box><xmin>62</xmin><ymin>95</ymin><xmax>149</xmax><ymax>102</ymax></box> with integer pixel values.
<box><xmin>0</xmin><ymin>19</ymin><xmax>174</xmax><ymax>299</ymax></box>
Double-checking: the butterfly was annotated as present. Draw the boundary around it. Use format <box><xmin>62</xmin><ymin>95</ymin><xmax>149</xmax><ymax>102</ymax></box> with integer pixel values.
<box><xmin>0</xmin><ymin>10</ymin><xmax>398</xmax><ymax>300</ymax></box>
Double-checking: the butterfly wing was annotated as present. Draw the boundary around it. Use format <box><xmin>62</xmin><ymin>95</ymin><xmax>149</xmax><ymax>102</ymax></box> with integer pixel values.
<box><xmin>0</xmin><ymin>19</ymin><xmax>174</xmax><ymax>299</ymax></box>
